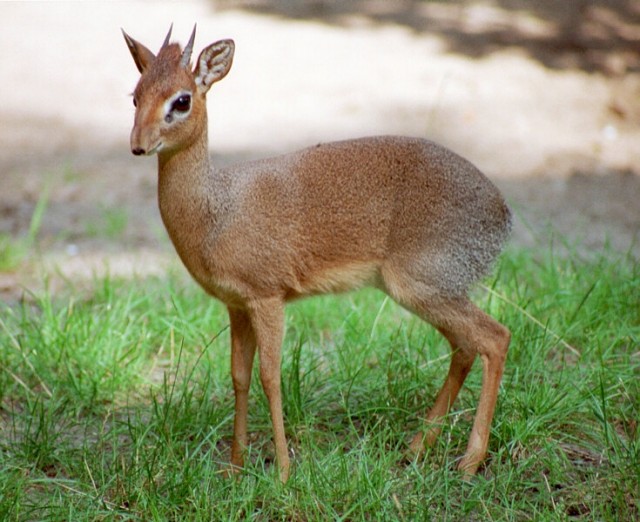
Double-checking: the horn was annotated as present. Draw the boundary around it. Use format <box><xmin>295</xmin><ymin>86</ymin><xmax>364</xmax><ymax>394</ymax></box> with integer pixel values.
<box><xmin>161</xmin><ymin>23</ymin><xmax>173</xmax><ymax>49</ymax></box>
<box><xmin>180</xmin><ymin>24</ymin><xmax>197</xmax><ymax>68</ymax></box>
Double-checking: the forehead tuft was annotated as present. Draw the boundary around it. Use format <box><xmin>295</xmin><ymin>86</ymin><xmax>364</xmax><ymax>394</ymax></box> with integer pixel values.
<box><xmin>134</xmin><ymin>43</ymin><xmax>194</xmax><ymax>98</ymax></box>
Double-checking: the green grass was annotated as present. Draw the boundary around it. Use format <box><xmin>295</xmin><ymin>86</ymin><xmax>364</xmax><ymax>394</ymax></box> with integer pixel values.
<box><xmin>84</xmin><ymin>206</ymin><xmax>129</xmax><ymax>240</ymax></box>
<box><xmin>0</xmin><ymin>180</ymin><xmax>51</xmax><ymax>272</ymax></box>
<box><xmin>0</xmin><ymin>246</ymin><xmax>638</xmax><ymax>520</ymax></box>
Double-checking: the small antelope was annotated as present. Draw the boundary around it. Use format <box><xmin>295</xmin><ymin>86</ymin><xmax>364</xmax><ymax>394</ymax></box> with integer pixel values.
<box><xmin>123</xmin><ymin>25</ymin><xmax>512</xmax><ymax>482</ymax></box>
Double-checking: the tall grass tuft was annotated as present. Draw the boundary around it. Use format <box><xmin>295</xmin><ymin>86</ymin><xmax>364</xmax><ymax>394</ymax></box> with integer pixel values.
<box><xmin>0</xmin><ymin>175</ymin><xmax>52</xmax><ymax>271</ymax></box>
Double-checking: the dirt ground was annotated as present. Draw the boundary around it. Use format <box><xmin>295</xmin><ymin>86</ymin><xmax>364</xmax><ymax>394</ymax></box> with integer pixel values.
<box><xmin>1</xmin><ymin>1</ymin><xmax>639</xmax><ymax>298</ymax></box>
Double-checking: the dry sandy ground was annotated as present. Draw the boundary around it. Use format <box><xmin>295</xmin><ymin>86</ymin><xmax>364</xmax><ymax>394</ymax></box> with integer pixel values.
<box><xmin>1</xmin><ymin>1</ymin><xmax>639</xmax><ymax>297</ymax></box>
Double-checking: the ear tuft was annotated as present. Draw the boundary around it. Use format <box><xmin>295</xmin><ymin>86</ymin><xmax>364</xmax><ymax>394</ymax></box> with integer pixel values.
<box><xmin>194</xmin><ymin>39</ymin><xmax>235</xmax><ymax>93</ymax></box>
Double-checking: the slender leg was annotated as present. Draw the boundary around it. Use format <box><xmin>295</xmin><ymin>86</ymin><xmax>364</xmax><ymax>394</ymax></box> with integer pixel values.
<box><xmin>409</xmin><ymin>297</ymin><xmax>510</xmax><ymax>476</ymax></box>
<box><xmin>457</xmin><ymin>313</ymin><xmax>509</xmax><ymax>475</ymax></box>
<box><xmin>228</xmin><ymin>307</ymin><xmax>257</xmax><ymax>473</ymax></box>
<box><xmin>409</xmin><ymin>346</ymin><xmax>476</xmax><ymax>453</ymax></box>
<box><xmin>246</xmin><ymin>298</ymin><xmax>290</xmax><ymax>482</ymax></box>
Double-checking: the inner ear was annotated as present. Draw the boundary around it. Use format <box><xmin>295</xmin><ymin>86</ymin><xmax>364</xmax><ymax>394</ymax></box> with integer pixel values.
<box><xmin>194</xmin><ymin>39</ymin><xmax>235</xmax><ymax>93</ymax></box>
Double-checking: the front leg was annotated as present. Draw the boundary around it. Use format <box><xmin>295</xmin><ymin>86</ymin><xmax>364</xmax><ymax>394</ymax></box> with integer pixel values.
<box><xmin>228</xmin><ymin>307</ymin><xmax>257</xmax><ymax>473</ymax></box>
<box><xmin>246</xmin><ymin>298</ymin><xmax>289</xmax><ymax>482</ymax></box>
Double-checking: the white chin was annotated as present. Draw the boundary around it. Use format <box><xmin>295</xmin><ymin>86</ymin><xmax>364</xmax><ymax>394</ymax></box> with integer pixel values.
<box><xmin>147</xmin><ymin>143</ymin><xmax>163</xmax><ymax>155</ymax></box>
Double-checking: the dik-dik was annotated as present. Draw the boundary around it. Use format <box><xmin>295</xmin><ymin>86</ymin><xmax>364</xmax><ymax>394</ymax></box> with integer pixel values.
<box><xmin>123</xmin><ymin>25</ymin><xmax>512</xmax><ymax>482</ymax></box>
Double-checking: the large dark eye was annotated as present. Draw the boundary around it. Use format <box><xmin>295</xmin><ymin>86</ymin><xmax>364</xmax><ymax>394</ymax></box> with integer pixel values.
<box><xmin>171</xmin><ymin>94</ymin><xmax>191</xmax><ymax>113</ymax></box>
<box><xmin>132</xmin><ymin>97</ymin><xmax>137</xmax><ymax>107</ymax></box>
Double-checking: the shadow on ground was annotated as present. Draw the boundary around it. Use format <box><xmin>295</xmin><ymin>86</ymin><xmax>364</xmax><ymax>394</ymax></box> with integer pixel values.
<box><xmin>215</xmin><ymin>0</ymin><xmax>640</xmax><ymax>74</ymax></box>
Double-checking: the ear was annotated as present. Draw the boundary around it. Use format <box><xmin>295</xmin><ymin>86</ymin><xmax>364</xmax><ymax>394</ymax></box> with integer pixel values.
<box><xmin>122</xmin><ymin>29</ymin><xmax>156</xmax><ymax>74</ymax></box>
<box><xmin>194</xmin><ymin>39</ymin><xmax>235</xmax><ymax>94</ymax></box>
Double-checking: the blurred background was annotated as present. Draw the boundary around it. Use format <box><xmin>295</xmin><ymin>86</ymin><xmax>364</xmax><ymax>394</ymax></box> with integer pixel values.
<box><xmin>1</xmin><ymin>0</ymin><xmax>639</xmax><ymax>296</ymax></box>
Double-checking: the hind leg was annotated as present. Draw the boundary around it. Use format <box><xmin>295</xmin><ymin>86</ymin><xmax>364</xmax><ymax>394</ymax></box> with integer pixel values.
<box><xmin>388</xmin><ymin>280</ymin><xmax>510</xmax><ymax>475</ymax></box>
<box><xmin>455</xmin><ymin>307</ymin><xmax>510</xmax><ymax>475</ymax></box>
<box><xmin>408</xmin><ymin>337</ymin><xmax>476</xmax><ymax>453</ymax></box>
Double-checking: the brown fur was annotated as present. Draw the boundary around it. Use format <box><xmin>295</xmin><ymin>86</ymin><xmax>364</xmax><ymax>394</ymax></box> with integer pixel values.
<box><xmin>123</xmin><ymin>27</ymin><xmax>512</xmax><ymax>482</ymax></box>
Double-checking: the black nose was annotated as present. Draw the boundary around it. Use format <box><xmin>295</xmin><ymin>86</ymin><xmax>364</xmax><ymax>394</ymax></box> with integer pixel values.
<box><xmin>132</xmin><ymin>147</ymin><xmax>145</xmax><ymax>156</ymax></box>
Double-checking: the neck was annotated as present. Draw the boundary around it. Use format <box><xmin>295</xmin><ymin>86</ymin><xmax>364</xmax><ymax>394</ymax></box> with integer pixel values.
<box><xmin>156</xmin><ymin>116</ymin><xmax>215</xmax><ymax>256</ymax></box>
<box><xmin>158</xmin><ymin>117</ymin><xmax>211</xmax><ymax>180</ymax></box>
